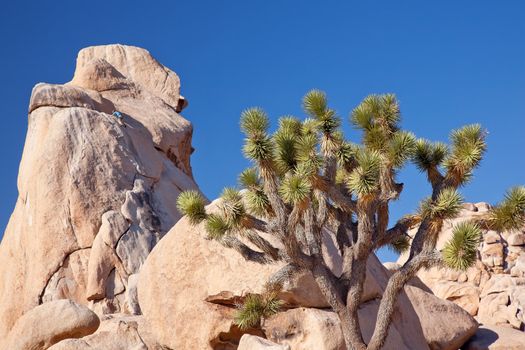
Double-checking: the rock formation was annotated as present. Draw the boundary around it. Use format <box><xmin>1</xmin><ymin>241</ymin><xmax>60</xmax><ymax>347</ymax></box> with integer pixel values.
<box><xmin>392</xmin><ymin>202</ymin><xmax>525</xmax><ymax>348</ymax></box>
<box><xmin>0</xmin><ymin>44</ymin><xmax>515</xmax><ymax>349</ymax></box>
<box><xmin>137</xmin><ymin>199</ymin><xmax>477</xmax><ymax>350</ymax></box>
<box><xmin>0</xmin><ymin>44</ymin><xmax>199</xmax><ymax>346</ymax></box>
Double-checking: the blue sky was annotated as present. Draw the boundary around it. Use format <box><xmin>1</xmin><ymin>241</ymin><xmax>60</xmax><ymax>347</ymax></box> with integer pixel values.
<box><xmin>0</xmin><ymin>1</ymin><xmax>523</xmax><ymax>262</ymax></box>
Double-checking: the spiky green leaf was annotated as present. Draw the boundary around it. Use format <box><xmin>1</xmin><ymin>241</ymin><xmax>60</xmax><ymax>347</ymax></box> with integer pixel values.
<box><xmin>345</xmin><ymin>149</ymin><xmax>382</xmax><ymax>196</ymax></box>
<box><xmin>205</xmin><ymin>213</ymin><xmax>231</xmax><ymax>240</ymax></box>
<box><xmin>239</xmin><ymin>168</ymin><xmax>259</xmax><ymax>189</ymax></box>
<box><xmin>489</xmin><ymin>187</ymin><xmax>525</xmax><ymax>231</ymax></box>
<box><xmin>279</xmin><ymin>175</ymin><xmax>312</xmax><ymax>204</ymax></box>
<box><xmin>240</xmin><ymin>108</ymin><xmax>269</xmax><ymax>137</ymax></box>
<box><xmin>177</xmin><ymin>190</ymin><xmax>207</xmax><ymax>225</ymax></box>
<box><xmin>442</xmin><ymin>221</ymin><xmax>482</xmax><ymax>270</ymax></box>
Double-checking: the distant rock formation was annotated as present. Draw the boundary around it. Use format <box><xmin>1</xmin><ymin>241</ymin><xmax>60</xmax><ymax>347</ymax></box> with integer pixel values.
<box><xmin>0</xmin><ymin>44</ymin><xmax>199</xmax><ymax>347</ymax></box>
<box><xmin>394</xmin><ymin>202</ymin><xmax>525</xmax><ymax>347</ymax></box>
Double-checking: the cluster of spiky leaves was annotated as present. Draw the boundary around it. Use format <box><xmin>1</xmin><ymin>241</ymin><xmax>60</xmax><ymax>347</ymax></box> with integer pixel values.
<box><xmin>234</xmin><ymin>290</ymin><xmax>283</xmax><ymax>330</ymax></box>
<box><xmin>419</xmin><ymin>188</ymin><xmax>463</xmax><ymax>221</ymax></box>
<box><xmin>489</xmin><ymin>187</ymin><xmax>525</xmax><ymax>231</ymax></box>
<box><xmin>176</xmin><ymin>190</ymin><xmax>207</xmax><ymax>225</ymax></box>
<box><xmin>442</xmin><ymin>221</ymin><xmax>482</xmax><ymax>270</ymax></box>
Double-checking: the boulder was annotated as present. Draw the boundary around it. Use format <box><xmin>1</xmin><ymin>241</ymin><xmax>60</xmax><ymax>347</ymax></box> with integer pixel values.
<box><xmin>432</xmin><ymin>282</ymin><xmax>480</xmax><ymax>315</ymax></box>
<box><xmin>0</xmin><ymin>44</ymin><xmax>199</xmax><ymax>341</ymax></box>
<box><xmin>4</xmin><ymin>299</ymin><xmax>100</xmax><ymax>350</ymax></box>
<box><xmin>405</xmin><ymin>285</ymin><xmax>478</xmax><ymax>350</ymax></box>
<box><xmin>139</xmin><ymin>199</ymin><xmax>479</xmax><ymax>349</ymax></box>
<box><xmin>238</xmin><ymin>335</ymin><xmax>290</xmax><ymax>350</ymax></box>
<box><xmin>48</xmin><ymin>315</ymin><xmax>158</xmax><ymax>350</ymax></box>
<box><xmin>464</xmin><ymin>325</ymin><xmax>525</xmax><ymax>350</ymax></box>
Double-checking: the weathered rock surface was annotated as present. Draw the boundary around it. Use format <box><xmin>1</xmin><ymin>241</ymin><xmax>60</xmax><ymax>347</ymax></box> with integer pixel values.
<box><xmin>238</xmin><ymin>335</ymin><xmax>290</xmax><ymax>350</ymax></box>
<box><xmin>0</xmin><ymin>44</ymin><xmax>199</xmax><ymax>343</ymax></box>
<box><xmin>4</xmin><ymin>299</ymin><xmax>100</xmax><ymax>350</ymax></box>
<box><xmin>138</xmin><ymin>199</ymin><xmax>478</xmax><ymax>350</ymax></box>
<box><xmin>48</xmin><ymin>314</ymin><xmax>160</xmax><ymax>350</ymax></box>
<box><xmin>398</xmin><ymin>202</ymin><xmax>525</xmax><ymax>330</ymax></box>
<box><xmin>464</xmin><ymin>325</ymin><xmax>525</xmax><ymax>350</ymax></box>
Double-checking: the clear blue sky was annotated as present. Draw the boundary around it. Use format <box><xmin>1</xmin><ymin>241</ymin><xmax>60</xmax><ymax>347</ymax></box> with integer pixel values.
<box><xmin>1</xmin><ymin>1</ymin><xmax>523</xmax><ymax>262</ymax></box>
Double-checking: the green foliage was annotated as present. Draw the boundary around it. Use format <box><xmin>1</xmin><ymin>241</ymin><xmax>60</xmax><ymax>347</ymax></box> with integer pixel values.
<box><xmin>445</xmin><ymin>124</ymin><xmax>487</xmax><ymax>184</ymax></box>
<box><xmin>243</xmin><ymin>135</ymin><xmax>274</xmax><ymax>162</ymax></box>
<box><xmin>442</xmin><ymin>221</ymin><xmax>482</xmax><ymax>270</ymax></box>
<box><xmin>279</xmin><ymin>175</ymin><xmax>312</xmax><ymax>204</ymax></box>
<box><xmin>278</xmin><ymin>115</ymin><xmax>302</xmax><ymax>134</ymax></box>
<box><xmin>346</xmin><ymin>149</ymin><xmax>382</xmax><ymax>196</ymax></box>
<box><xmin>239</xmin><ymin>168</ymin><xmax>259</xmax><ymax>189</ymax></box>
<box><xmin>205</xmin><ymin>213</ymin><xmax>230</xmax><ymax>240</ymax></box>
<box><xmin>490</xmin><ymin>187</ymin><xmax>525</xmax><ymax>231</ymax></box>
<box><xmin>273</xmin><ymin>127</ymin><xmax>298</xmax><ymax>175</ymax></box>
<box><xmin>419</xmin><ymin>188</ymin><xmax>463</xmax><ymax>220</ymax></box>
<box><xmin>387</xmin><ymin>131</ymin><xmax>416</xmax><ymax>168</ymax></box>
<box><xmin>350</xmin><ymin>94</ymin><xmax>400</xmax><ymax>133</ymax></box>
<box><xmin>303</xmin><ymin>89</ymin><xmax>328</xmax><ymax>118</ymax></box>
<box><xmin>413</xmin><ymin>139</ymin><xmax>448</xmax><ymax>172</ymax></box>
<box><xmin>176</xmin><ymin>191</ymin><xmax>207</xmax><ymax>225</ymax></box>
<box><xmin>235</xmin><ymin>292</ymin><xmax>283</xmax><ymax>330</ymax></box>
<box><xmin>335</xmin><ymin>141</ymin><xmax>359</xmax><ymax>168</ymax></box>
<box><xmin>240</xmin><ymin>108</ymin><xmax>269</xmax><ymax>137</ymax></box>
<box><xmin>220</xmin><ymin>187</ymin><xmax>246</xmax><ymax>226</ymax></box>
<box><xmin>387</xmin><ymin>235</ymin><xmax>411</xmax><ymax>255</ymax></box>
<box><xmin>245</xmin><ymin>189</ymin><xmax>271</xmax><ymax>216</ymax></box>
<box><xmin>302</xmin><ymin>90</ymin><xmax>340</xmax><ymax>135</ymax></box>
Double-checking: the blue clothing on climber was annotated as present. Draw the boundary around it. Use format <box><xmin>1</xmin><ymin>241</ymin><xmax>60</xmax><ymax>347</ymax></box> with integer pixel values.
<box><xmin>112</xmin><ymin>111</ymin><xmax>123</xmax><ymax>120</ymax></box>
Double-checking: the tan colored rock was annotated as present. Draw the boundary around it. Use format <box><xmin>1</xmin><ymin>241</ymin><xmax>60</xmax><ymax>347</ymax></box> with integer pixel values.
<box><xmin>138</xmin><ymin>211</ymin><xmax>328</xmax><ymax>350</ymax></box>
<box><xmin>4</xmin><ymin>299</ymin><xmax>100</xmax><ymax>350</ymax></box>
<box><xmin>464</xmin><ymin>325</ymin><xmax>525</xmax><ymax>350</ymax></box>
<box><xmin>139</xmin><ymin>200</ymin><xmax>478</xmax><ymax>349</ymax></box>
<box><xmin>238</xmin><ymin>335</ymin><xmax>290</xmax><ymax>350</ymax></box>
<box><xmin>508</xmin><ymin>232</ymin><xmax>525</xmax><ymax>246</ymax></box>
<box><xmin>484</xmin><ymin>231</ymin><xmax>501</xmax><ymax>245</ymax></box>
<box><xmin>481</xmin><ymin>275</ymin><xmax>516</xmax><ymax>298</ymax></box>
<box><xmin>433</xmin><ymin>282</ymin><xmax>480</xmax><ymax>315</ymax></box>
<box><xmin>405</xmin><ymin>285</ymin><xmax>478</xmax><ymax>350</ymax></box>
<box><xmin>0</xmin><ymin>44</ymin><xmax>199</xmax><ymax>340</ymax></box>
<box><xmin>48</xmin><ymin>315</ymin><xmax>159</xmax><ymax>350</ymax></box>
<box><xmin>478</xmin><ymin>293</ymin><xmax>510</xmax><ymax>325</ymax></box>
<box><xmin>263</xmin><ymin>305</ymin><xmax>427</xmax><ymax>350</ymax></box>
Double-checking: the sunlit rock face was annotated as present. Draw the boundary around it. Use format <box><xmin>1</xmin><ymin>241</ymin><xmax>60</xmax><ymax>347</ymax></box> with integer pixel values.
<box><xmin>397</xmin><ymin>202</ymin><xmax>525</xmax><ymax>330</ymax></box>
<box><xmin>0</xmin><ymin>44</ymin><xmax>199</xmax><ymax>342</ymax></box>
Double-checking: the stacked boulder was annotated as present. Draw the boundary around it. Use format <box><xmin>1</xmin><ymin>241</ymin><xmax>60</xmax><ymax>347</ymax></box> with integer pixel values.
<box><xmin>0</xmin><ymin>44</ymin><xmax>199</xmax><ymax>349</ymax></box>
<box><xmin>396</xmin><ymin>202</ymin><xmax>525</xmax><ymax>330</ymax></box>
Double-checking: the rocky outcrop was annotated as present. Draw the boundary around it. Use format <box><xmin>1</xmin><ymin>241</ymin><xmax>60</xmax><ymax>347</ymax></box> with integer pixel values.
<box><xmin>138</xmin><ymin>199</ymin><xmax>477</xmax><ymax>350</ymax></box>
<box><xmin>0</xmin><ymin>44</ymin><xmax>199</xmax><ymax>342</ymax></box>
<box><xmin>464</xmin><ymin>326</ymin><xmax>525</xmax><ymax>350</ymax></box>
<box><xmin>4</xmin><ymin>300</ymin><xmax>100</xmax><ymax>350</ymax></box>
<box><xmin>397</xmin><ymin>202</ymin><xmax>525</xmax><ymax>330</ymax></box>
<box><xmin>48</xmin><ymin>315</ymin><xmax>160</xmax><ymax>350</ymax></box>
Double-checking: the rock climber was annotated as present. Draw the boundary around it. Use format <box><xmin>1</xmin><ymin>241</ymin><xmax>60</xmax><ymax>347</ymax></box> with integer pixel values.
<box><xmin>112</xmin><ymin>111</ymin><xmax>125</xmax><ymax>127</ymax></box>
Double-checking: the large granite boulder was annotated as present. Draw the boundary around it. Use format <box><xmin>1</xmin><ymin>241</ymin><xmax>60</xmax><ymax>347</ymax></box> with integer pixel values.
<box><xmin>0</xmin><ymin>44</ymin><xmax>199</xmax><ymax>343</ymax></box>
<box><xmin>138</xmin><ymin>200</ymin><xmax>477</xmax><ymax>350</ymax></box>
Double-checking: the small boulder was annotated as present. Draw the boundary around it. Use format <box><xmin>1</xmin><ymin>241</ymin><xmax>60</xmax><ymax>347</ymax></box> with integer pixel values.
<box><xmin>4</xmin><ymin>299</ymin><xmax>99</xmax><ymax>350</ymax></box>
<box><xmin>238</xmin><ymin>334</ymin><xmax>290</xmax><ymax>350</ymax></box>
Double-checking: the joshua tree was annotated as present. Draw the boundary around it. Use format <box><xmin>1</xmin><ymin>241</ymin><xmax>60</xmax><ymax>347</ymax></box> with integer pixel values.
<box><xmin>177</xmin><ymin>91</ymin><xmax>525</xmax><ymax>350</ymax></box>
